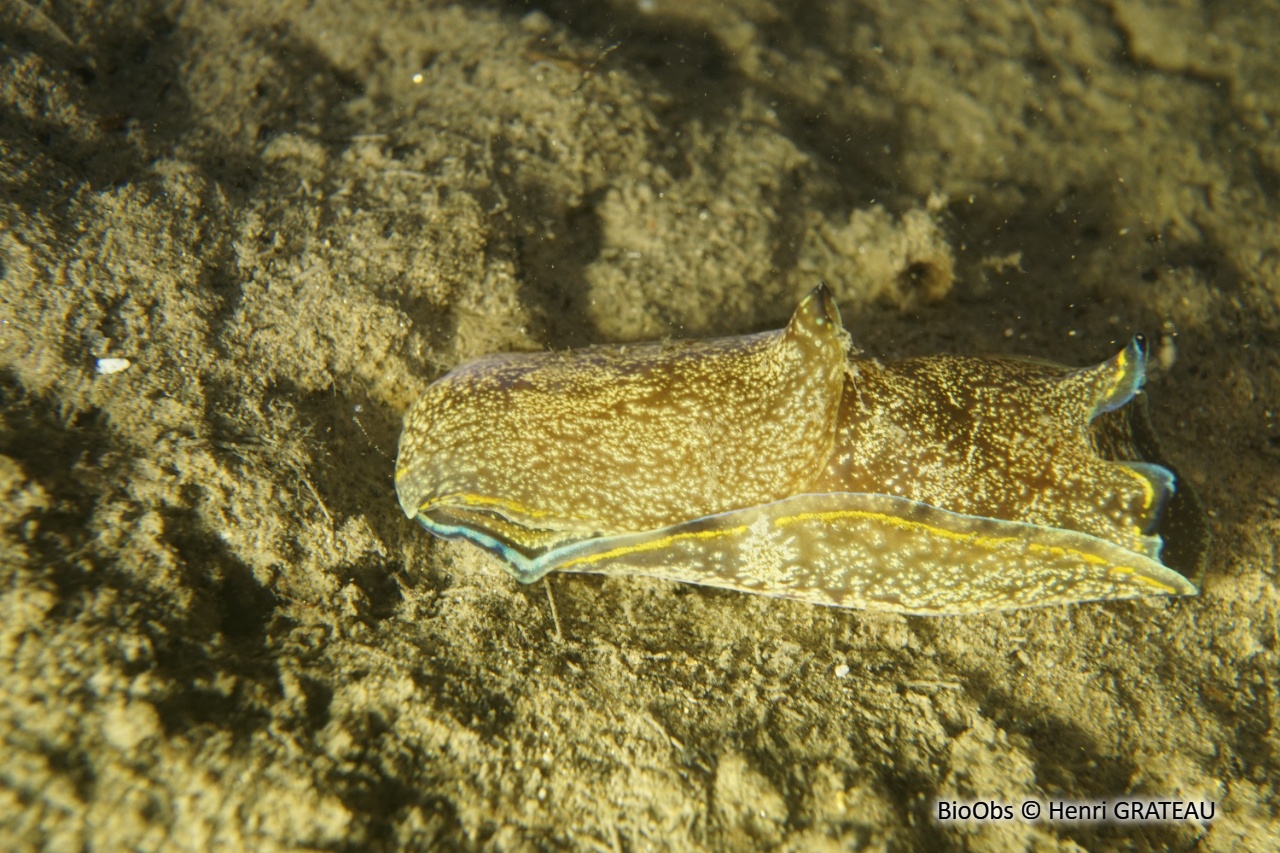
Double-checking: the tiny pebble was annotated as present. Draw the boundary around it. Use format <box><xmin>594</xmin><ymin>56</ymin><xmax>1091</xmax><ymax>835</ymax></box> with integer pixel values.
<box><xmin>95</xmin><ymin>357</ymin><xmax>132</xmax><ymax>375</ymax></box>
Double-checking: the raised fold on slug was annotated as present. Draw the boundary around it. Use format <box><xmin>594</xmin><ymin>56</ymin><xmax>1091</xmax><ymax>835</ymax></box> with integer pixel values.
<box><xmin>525</xmin><ymin>492</ymin><xmax>1197</xmax><ymax>614</ymax></box>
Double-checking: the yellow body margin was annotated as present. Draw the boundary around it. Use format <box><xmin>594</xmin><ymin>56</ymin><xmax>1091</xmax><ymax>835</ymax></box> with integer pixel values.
<box><xmin>774</xmin><ymin>507</ymin><xmax>1167</xmax><ymax>588</ymax></box>
<box><xmin>1106</xmin><ymin>566</ymin><xmax>1180</xmax><ymax>594</ymax></box>
<box><xmin>557</xmin><ymin>525</ymin><xmax>751</xmax><ymax>572</ymax></box>
<box><xmin>421</xmin><ymin>492</ymin><xmax>585</xmax><ymax>522</ymax></box>
<box><xmin>1101</xmin><ymin>345</ymin><xmax>1133</xmax><ymax>403</ymax></box>
<box><xmin>774</xmin><ymin>508</ymin><xmax>1020</xmax><ymax>550</ymax></box>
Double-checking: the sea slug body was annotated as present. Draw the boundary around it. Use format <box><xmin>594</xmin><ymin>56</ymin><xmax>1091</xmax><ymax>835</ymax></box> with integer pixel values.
<box><xmin>395</xmin><ymin>285</ymin><xmax>1203</xmax><ymax>614</ymax></box>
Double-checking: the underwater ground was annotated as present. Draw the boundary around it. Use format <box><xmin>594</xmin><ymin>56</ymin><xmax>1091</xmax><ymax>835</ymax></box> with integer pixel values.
<box><xmin>2</xmin><ymin>0</ymin><xmax>1278</xmax><ymax>849</ymax></box>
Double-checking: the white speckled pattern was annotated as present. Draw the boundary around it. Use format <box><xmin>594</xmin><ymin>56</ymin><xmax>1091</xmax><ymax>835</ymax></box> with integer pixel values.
<box><xmin>395</xmin><ymin>285</ymin><xmax>1198</xmax><ymax>614</ymax></box>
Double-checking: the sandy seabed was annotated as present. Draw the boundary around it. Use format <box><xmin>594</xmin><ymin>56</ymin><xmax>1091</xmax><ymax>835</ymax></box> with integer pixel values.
<box><xmin>2</xmin><ymin>0</ymin><xmax>1278</xmax><ymax>850</ymax></box>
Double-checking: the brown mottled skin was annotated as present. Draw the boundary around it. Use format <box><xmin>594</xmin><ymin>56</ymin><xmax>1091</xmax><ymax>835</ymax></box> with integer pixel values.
<box><xmin>396</xmin><ymin>285</ymin><xmax>848</xmax><ymax>540</ymax></box>
<box><xmin>812</xmin><ymin>353</ymin><xmax>1161</xmax><ymax>558</ymax></box>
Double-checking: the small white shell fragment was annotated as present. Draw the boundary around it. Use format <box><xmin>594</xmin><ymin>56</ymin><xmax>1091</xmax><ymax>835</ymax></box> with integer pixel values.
<box><xmin>95</xmin><ymin>357</ymin><xmax>132</xmax><ymax>375</ymax></box>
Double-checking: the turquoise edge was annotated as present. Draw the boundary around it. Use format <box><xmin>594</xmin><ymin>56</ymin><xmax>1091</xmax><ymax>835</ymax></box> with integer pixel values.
<box><xmin>1090</xmin><ymin>336</ymin><xmax>1177</xmax><ymax>529</ymax></box>
<box><xmin>1095</xmin><ymin>336</ymin><xmax>1146</xmax><ymax>414</ymax></box>
<box><xmin>416</xmin><ymin>489</ymin><xmax>1181</xmax><ymax>589</ymax></box>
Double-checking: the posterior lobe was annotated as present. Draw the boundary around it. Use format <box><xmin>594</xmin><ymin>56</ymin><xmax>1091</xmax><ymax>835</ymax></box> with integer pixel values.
<box><xmin>811</xmin><ymin>339</ymin><xmax>1171</xmax><ymax>560</ymax></box>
